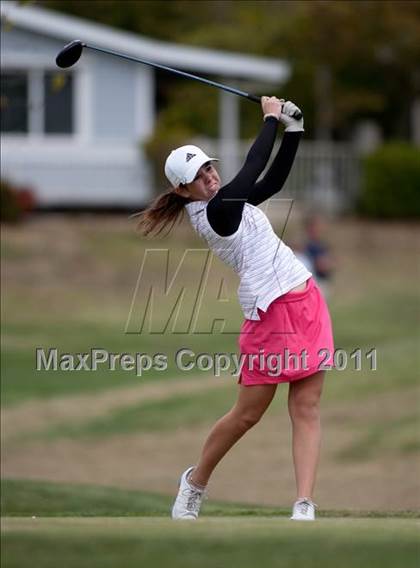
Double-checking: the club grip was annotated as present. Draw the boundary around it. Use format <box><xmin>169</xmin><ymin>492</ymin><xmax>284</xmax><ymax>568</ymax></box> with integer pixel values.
<box><xmin>247</xmin><ymin>93</ymin><xmax>303</xmax><ymax>120</ymax></box>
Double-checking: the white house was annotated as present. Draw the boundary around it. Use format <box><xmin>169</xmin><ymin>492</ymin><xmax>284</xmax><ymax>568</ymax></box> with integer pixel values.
<box><xmin>1</xmin><ymin>1</ymin><xmax>290</xmax><ymax>208</ymax></box>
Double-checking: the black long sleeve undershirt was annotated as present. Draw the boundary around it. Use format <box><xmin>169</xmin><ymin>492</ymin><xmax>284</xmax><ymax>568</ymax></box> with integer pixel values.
<box><xmin>206</xmin><ymin>118</ymin><xmax>302</xmax><ymax>237</ymax></box>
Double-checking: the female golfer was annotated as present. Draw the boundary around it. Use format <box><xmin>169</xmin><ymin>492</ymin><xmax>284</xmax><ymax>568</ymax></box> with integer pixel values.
<box><xmin>138</xmin><ymin>96</ymin><xmax>334</xmax><ymax>521</ymax></box>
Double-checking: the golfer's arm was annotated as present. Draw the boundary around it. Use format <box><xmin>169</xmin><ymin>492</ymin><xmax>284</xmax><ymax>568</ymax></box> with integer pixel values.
<box><xmin>247</xmin><ymin>131</ymin><xmax>302</xmax><ymax>206</ymax></box>
<box><xmin>206</xmin><ymin>117</ymin><xmax>278</xmax><ymax>236</ymax></box>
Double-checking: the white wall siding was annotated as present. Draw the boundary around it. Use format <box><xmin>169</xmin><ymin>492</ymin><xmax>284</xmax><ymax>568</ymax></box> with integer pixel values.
<box><xmin>2</xmin><ymin>142</ymin><xmax>153</xmax><ymax>206</ymax></box>
<box><xmin>135</xmin><ymin>66</ymin><xmax>155</xmax><ymax>141</ymax></box>
<box><xmin>91</xmin><ymin>55</ymin><xmax>137</xmax><ymax>140</ymax></box>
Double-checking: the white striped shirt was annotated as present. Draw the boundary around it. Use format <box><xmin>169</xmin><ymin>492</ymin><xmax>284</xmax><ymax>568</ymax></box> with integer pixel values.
<box><xmin>185</xmin><ymin>201</ymin><xmax>312</xmax><ymax>320</ymax></box>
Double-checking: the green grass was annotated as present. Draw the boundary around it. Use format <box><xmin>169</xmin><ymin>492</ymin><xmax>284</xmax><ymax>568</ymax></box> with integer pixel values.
<box><xmin>1</xmin><ymin>320</ymin><xmax>239</xmax><ymax>406</ymax></box>
<box><xmin>1</xmin><ymin>224</ymin><xmax>244</xmax><ymax>405</ymax></box>
<box><xmin>2</xmin><ymin>295</ymin><xmax>418</xmax><ymax>406</ymax></box>
<box><xmin>1</xmin><ymin>479</ymin><xmax>173</xmax><ymax>518</ymax></box>
<box><xmin>2</xmin><ymin>479</ymin><xmax>418</xmax><ymax>519</ymax></box>
<box><xmin>3</xmin><ymin>517</ymin><xmax>420</xmax><ymax>568</ymax></box>
<box><xmin>332</xmin><ymin>290</ymin><xmax>419</xmax><ymax>347</ymax></box>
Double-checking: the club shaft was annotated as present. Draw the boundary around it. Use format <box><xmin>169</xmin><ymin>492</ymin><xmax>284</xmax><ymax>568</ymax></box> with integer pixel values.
<box><xmin>82</xmin><ymin>43</ymin><xmax>302</xmax><ymax>120</ymax></box>
<box><xmin>83</xmin><ymin>43</ymin><xmax>257</xmax><ymax>101</ymax></box>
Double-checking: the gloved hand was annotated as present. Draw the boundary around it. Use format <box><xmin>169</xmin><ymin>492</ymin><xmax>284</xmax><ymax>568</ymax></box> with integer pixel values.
<box><xmin>279</xmin><ymin>101</ymin><xmax>304</xmax><ymax>132</ymax></box>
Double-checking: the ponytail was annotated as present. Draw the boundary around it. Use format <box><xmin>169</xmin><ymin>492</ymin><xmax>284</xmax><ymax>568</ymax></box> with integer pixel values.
<box><xmin>136</xmin><ymin>189</ymin><xmax>190</xmax><ymax>237</ymax></box>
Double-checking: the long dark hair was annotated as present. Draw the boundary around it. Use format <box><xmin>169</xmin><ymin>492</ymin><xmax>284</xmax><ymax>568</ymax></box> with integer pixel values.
<box><xmin>136</xmin><ymin>189</ymin><xmax>190</xmax><ymax>237</ymax></box>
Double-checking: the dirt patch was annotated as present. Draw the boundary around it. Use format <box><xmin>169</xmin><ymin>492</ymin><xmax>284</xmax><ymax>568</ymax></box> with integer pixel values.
<box><xmin>1</xmin><ymin>375</ymin><xmax>222</xmax><ymax>441</ymax></box>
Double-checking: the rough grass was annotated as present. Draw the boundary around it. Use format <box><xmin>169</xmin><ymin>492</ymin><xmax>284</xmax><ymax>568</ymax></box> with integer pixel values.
<box><xmin>1</xmin><ymin>322</ymin><xmax>238</xmax><ymax>405</ymax></box>
<box><xmin>2</xmin><ymin>285</ymin><xmax>418</xmax><ymax>405</ymax></box>
<box><xmin>1</xmin><ymin>217</ymin><xmax>420</xmax><ymax>514</ymax></box>
<box><xmin>2</xmin><ymin>216</ymin><xmax>419</xmax><ymax>406</ymax></box>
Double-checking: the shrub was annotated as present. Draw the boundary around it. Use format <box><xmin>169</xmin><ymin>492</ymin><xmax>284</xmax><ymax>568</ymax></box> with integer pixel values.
<box><xmin>358</xmin><ymin>143</ymin><xmax>420</xmax><ymax>219</ymax></box>
<box><xmin>1</xmin><ymin>179</ymin><xmax>36</xmax><ymax>223</ymax></box>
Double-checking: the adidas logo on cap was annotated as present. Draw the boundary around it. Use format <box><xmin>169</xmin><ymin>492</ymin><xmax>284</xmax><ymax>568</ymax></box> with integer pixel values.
<box><xmin>186</xmin><ymin>153</ymin><xmax>196</xmax><ymax>162</ymax></box>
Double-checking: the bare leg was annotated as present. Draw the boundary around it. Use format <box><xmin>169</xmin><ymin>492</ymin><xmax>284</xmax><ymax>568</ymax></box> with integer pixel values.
<box><xmin>288</xmin><ymin>371</ymin><xmax>324</xmax><ymax>500</ymax></box>
<box><xmin>190</xmin><ymin>384</ymin><xmax>277</xmax><ymax>487</ymax></box>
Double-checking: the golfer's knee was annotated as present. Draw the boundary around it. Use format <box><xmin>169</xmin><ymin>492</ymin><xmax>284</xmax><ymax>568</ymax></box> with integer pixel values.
<box><xmin>232</xmin><ymin>409</ymin><xmax>263</xmax><ymax>431</ymax></box>
<box><xmin>289</xmin><ymin>396</ymin><xmax>320</xmax><ymax>424</ymax></box>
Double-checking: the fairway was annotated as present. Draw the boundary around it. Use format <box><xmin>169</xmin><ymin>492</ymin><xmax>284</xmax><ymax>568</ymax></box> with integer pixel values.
<box><xmin>3</xmin><ymin>516</ymin><xmax>419</xmax><ymax>568</ymax></box>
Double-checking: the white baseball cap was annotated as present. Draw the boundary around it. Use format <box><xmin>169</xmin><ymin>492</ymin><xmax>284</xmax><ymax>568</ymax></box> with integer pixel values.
<box><xmin>164</xmin><ymin>145</ymin><xmax>218</xmax><ymax>188</ymax></box>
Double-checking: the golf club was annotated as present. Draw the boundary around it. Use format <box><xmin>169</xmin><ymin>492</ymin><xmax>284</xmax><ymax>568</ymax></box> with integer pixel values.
<box><xmin>56</xmin><ymin>40</ymin><xmax>302</xmax><ymax>120</ymax></box>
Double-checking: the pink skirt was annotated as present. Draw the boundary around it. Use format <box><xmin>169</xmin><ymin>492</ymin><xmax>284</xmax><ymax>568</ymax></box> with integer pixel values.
<box><xmin>238</xmin><ymin>278</ymin><xmax>334</xmax><ymax>385</ymax></box>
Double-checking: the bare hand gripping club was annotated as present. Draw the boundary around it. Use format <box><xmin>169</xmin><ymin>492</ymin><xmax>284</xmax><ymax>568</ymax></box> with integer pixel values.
<box><xmin>56</xmin><ymin>40</ymin><xmax>303</xmax><ymax>120</ymax></box>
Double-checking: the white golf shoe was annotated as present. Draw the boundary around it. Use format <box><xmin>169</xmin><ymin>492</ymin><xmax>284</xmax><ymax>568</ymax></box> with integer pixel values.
<box><xmin>290</xmin><ymin>498</ymin><xmax>317</xmax><ymax>521</ymax></box>
<box><xmin>171</xmin><ymin>466</ymin><xmax>206</xmax><ymax>520</ymax></box>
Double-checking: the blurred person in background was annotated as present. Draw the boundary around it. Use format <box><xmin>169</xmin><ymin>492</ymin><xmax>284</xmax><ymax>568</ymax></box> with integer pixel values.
<box><xmin>137</xmin><ymin>96</ymin><xmax>334</xmax><ymax>522</ymax></box>
<box><xmin>303</xmin><ymin>214</ymin><xmax>335</xmax><ymax>299</ymax></box>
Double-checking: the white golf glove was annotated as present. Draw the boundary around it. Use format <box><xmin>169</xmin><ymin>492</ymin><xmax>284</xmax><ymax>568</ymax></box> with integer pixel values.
<box><xmin>279</xmin><ymin>101</ymin><xmax>304</xmax><ymax>132</ymax></box>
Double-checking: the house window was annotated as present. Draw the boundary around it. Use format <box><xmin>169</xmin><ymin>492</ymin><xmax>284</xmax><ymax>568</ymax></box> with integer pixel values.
<box><xmin>44</xmin><ymin>72</ymin><xmax>73</xmax><ymax>134</ymax></box>
<box><xmin>1</xmin><ymin>70</ymin><xmax>74</xmax><ymax>135</ymax></box>
<box><xmin>1</xmin><ymin>72</ymin><xmax>28</xmax><ymax>133</ymax></box>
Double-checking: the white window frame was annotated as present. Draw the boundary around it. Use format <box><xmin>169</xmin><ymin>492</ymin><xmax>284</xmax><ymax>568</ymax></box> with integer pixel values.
<box><xmin>1</xmin><ymin>53</ymin><xmax>91</xmax><ymax>145</ymax></box>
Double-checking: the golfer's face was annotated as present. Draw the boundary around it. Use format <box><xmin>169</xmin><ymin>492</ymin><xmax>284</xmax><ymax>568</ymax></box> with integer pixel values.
<box><xmin>185</xmin><ymin>162</ymin><xmax>221</xmax><ymax>201</ymax></box>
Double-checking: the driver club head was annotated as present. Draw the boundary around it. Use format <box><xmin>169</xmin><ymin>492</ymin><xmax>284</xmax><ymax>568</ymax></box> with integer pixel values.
<box><xmin>56</xmin><ymin>40</ymin><xmax>85</xmax><ymax>68</ymax></box>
